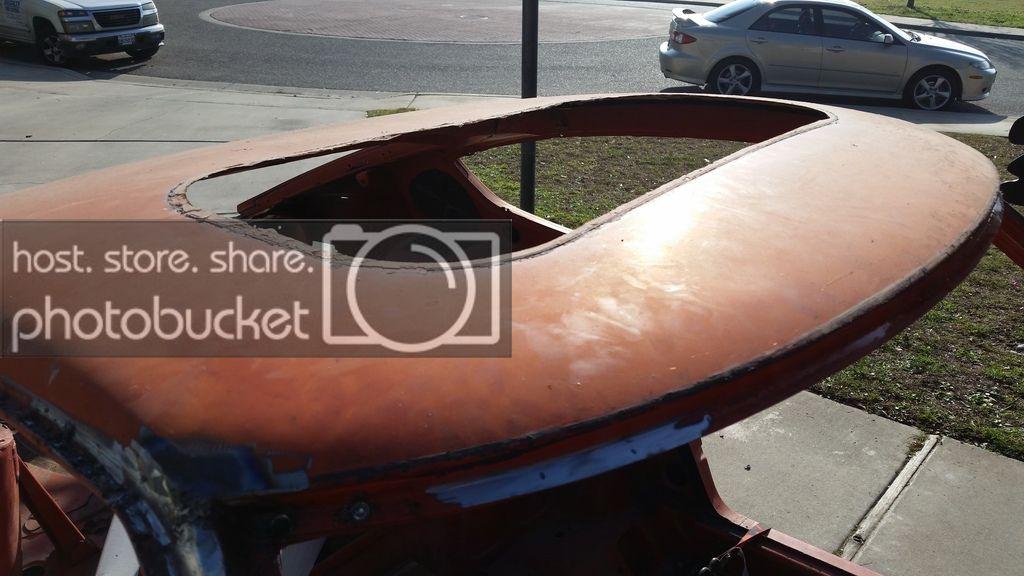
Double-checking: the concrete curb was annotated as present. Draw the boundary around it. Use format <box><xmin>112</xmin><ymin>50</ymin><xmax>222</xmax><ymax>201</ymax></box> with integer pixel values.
<box><xmin>625</xmin><ymin>0</ymin><xmax>1024</xmax><ymax>41</ymax></box>
<box><xmin>105</xmin><ymin>73</ymin><xmax>518</xmax><ymax>102</ymax></box>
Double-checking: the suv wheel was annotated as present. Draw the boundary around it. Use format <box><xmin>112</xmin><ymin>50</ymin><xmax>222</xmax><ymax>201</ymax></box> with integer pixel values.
<box><xmin>36</xmin><ymin>23</ymin><xmax>69</xmax><ymax>66</ymax></box>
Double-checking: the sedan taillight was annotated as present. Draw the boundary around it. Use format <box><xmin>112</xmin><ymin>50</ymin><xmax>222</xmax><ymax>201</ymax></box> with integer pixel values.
<box><xmin>671</xmin><ymin>31</ymin><xmax>697</xmax><ymax>45</ymax></box>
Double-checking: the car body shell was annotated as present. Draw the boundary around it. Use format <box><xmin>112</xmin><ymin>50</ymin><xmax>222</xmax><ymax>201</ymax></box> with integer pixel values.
<box><xmin>659</xmin><ymin>0</ymin><xmax>996</xmax><ymax>103</ymax></box>
<box><xmin>0</xmin><ymin>93</ymin><xmax>1009</xmax><ymax>574</ymax></box>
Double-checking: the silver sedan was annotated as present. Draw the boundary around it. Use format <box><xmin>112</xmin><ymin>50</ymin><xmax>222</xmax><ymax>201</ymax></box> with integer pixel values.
<box><xmin>658</xmin><ymin>0</ymin><xmax>997</xmax><ymax>110</ymax></box>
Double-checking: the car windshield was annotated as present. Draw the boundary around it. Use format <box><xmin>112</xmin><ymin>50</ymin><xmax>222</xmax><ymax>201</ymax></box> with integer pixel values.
<box><xmin>704</xmin><ymin>0</ymin><xmax>759</xmax><ymax>23</ymax></box>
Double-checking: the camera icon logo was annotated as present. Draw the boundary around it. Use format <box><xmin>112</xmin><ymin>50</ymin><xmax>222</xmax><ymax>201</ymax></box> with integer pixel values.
<box><xmin>321</xmin><ymin>223</ymin><xmax>503</xmax><ymax>354</ymax></box>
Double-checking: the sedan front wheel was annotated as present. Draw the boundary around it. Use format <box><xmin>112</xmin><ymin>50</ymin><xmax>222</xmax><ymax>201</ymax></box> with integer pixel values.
<box><xmin>907</xmin><ymin>70</ymin><xmax>958</xmax><ymax>111</ymax></box>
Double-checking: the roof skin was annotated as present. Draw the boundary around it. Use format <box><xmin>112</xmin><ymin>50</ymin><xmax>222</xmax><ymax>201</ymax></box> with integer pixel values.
<box><xmin>0</xmin><ymin>94</ymin><xmax>1001</xmax><ymax>498</ymax></box>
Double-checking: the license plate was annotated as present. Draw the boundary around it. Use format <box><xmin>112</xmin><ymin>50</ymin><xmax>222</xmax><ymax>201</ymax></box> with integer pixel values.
<box><xmin>117</xmin><ymin>34</ymin><xmax>134</xmax><ymax>46</ymax></box>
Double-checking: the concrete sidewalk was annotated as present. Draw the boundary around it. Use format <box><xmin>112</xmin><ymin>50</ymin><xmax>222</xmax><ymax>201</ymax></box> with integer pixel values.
<box><xmin>705</xmin><ymin>393</ymin><xmax>1024</xmax><ymax>576</ymax></box>
<box><xmin>2</xmin><ymin>59</ymin><xmax>1024</xmax><ymax>575</ymax></box>
<box><xmin>0</xmin><ymin>62</ymin><xmax>508</xmax><ymax>193</ymax></box>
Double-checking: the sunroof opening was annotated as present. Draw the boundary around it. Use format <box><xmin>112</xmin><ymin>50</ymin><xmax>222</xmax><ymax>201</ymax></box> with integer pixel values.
<box><xmin>182</xmin><ymin>97</ymin><xmax>826</xmax><ymax>255</ymax></box>
<box><xmin>185</xmin><ymin>136</ymin><xmax>746</xmax><ymax>255</ymax></box>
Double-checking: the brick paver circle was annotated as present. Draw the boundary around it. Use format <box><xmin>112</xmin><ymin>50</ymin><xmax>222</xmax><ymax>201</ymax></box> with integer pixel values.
<box><xmin>206</xmin><ymin>0</ymin><xmax>669</xmax><ymax>43</ymax></box>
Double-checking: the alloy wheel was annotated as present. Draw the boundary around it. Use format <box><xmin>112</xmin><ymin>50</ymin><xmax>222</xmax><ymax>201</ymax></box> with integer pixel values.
<box><xmin>716</xmin><ymin>64</ymin><xmax>753</xmax><ymax>96</ymax></box>
<box><xmin>913</xmin><ymin>74</ymin><xmax>953</xmax><ymax>111</ymax></box>
<box><xmin>40</xmin><ymin>34</ymin><xmax>67</xmax><ymax>66</ymax></box>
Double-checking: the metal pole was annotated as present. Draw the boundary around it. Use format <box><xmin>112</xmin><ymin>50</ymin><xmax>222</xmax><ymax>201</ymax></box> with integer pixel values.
<box><xmin>520</xmin><ymin>0</ymin><xmax>538</xmax><ymax>213</ymax></box>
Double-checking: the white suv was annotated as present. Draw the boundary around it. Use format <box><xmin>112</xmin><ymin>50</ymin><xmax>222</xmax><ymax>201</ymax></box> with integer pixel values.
<box><xmin>0</xmin><ymin>0</ymin><xmax>164</xmax><ymax>65</ymax></box>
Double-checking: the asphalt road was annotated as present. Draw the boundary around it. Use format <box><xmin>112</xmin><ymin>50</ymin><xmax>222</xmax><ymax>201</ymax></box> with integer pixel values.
<box><xmin>2</xmin><ymin>0</ymin><xmax>1022</xmax><ymax>117</ymax></box>
<box><xmin>81</xmin><ymin>0</ymin><xmax>680</xmax><ymax>95</ymax></box>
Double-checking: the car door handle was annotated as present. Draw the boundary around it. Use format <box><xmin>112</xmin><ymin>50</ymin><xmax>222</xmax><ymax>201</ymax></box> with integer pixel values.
<box><xmin>750</xmin><ymin>37</ymin><xmax>768</xmax><ymax>44</ymax></box>
<box><xmin>826</xmin><ymin>46</ymin><xmax>845</xmax><ymax>53</ymax></box>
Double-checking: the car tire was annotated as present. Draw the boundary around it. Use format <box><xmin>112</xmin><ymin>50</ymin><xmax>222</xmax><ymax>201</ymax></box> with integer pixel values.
<box><xmin>904</xmin><ymin>68</ymin><xmax>960</xmax><ymax>111</ymax></box>
<box><xmin>126</xmin><ymin>46</ymin><xmax>160</xmax><ymax>60</ymax></box>
<box><xmin>707</xmin><ymin>58</ymin><xmax>761</xmax><ymax>96</ymax></box>
<box><xmin>35</xmin><ymin>22</ymin><xmax>70</xmax><ymax>67</ymax></box>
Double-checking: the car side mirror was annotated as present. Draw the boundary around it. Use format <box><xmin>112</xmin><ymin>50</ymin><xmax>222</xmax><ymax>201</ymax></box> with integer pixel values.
<box><xmin>882</xmin><ymin>33</ymin><xmax>894</xmax><ymax>45</ymax></box>
<box><xmin>682</xmin><ymin>8</ymin><xmax>695</xmax><ymax>14</ymax></box>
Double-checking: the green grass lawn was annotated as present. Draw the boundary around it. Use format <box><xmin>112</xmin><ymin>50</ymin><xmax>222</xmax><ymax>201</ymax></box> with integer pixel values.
<box><xmin>463</xmin><ymin>133</ymin><xmax>1024</xmax><ymax>461</ymax></box>
<box><xmin>464</xmin><ymin>137</ymin><xmax>746</xmax><ymax>228</ymax></box>
<box><xmin>859</xmin><ymin>0</ymin><xmax>1024</xmax><ymax>28</ymax></box>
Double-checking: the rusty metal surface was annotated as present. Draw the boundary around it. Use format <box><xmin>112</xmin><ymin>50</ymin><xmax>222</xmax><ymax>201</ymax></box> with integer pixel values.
<box><xmin>0</xmin><ymin>93</ymin><xmax>1005</xmax><ymax>574</ymax></box>
<box><xmin>1</xmin><ymin>437</ymin><xmax>109</xmax><ymax>576</ymax></box>
<box><xmin>0</xmin><ymin>93</ymin><xmax>1001</xmax><ymax>485</ymax></box>
<box><xmin>1000</xmin><ymin>116</ymin><xmax>1024</xmax><ymax>204</ymax></box>
<box><xmin>0</xmin><ymin>425</ymin><xmax>20</xmax><ymax>576</ymax></box>
<box><xmin>17</xmin><ymin>459</ymin><xmax>99</xmax><ymax>565</ymax></box>
<box><xmin>18</xmin><ymin>461</ymin><xmax>108</xmax><ymax>575</ymax></box>
<box><xmin>295</xmin><ymin>440</ymin><xmax>881</xmax><ymax>576</ymax></box>
<box><xmin>995</xmin><ymin>117</ymin><xmax>1024</xmax><ymax>264</ymax></box>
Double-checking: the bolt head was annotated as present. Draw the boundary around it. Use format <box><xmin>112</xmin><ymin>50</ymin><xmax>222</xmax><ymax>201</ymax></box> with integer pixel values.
<box><xmin>348</xmin><ymin>500</ymin><xmax>371</xmax><ymax>522</ymax></box>
<box><xmin>268</xmin><ymin>514</ymin><xmax>293</xmax><ymax>539</ymax></box>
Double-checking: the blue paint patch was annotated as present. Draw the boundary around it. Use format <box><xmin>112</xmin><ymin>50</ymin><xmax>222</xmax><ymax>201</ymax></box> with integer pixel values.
<box><xmin>138</xmin><ymin>429</ymin><xmax>309</xmax><ymax>498</ymax></box>
<box><xmin>428</xmin><ymin>415</ymin><xmax>712</xmax><ymax>507</ymax></box>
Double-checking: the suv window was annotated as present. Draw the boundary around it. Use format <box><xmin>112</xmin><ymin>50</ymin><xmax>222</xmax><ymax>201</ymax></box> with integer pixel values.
<box><xmin>750</xmin><ymin>6</ymin><xmax>815</xmax><ymax>35</ymax></box>
<box><xmin>819</xmin><ymin>8</ymin><xmax>889</xmax><ymax>42</ymax></box>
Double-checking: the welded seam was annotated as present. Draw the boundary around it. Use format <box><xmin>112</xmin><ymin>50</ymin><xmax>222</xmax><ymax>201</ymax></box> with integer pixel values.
<box><xmin>838</xmin><ymin>434</ymin><xmax>941</xmax><ymax>561</ymax></box>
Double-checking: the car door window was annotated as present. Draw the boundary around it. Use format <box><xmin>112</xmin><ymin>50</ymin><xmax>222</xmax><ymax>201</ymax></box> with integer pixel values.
<box><xmin>749</xmin><ymin>6</ymin><xmax>815</xmax><ymax>35</ymax></box>
<box><xmin>819</xmin><ymin>8</ymin><xmax>888</xmax><ymax>43</ymax></box>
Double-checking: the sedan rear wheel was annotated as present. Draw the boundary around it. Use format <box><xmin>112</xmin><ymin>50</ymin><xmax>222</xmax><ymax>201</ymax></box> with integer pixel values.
<box><xmin>909</xmin><ymin>72</ymin><xmax>957</xmax><ymax>111</ymax></box>
<box><xmin>708</xmin><ymin>60</ymin><xmax>760</xmax><ymax>96</ymax></box>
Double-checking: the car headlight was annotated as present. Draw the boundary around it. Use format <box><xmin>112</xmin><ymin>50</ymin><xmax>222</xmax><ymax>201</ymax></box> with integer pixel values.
<box><xmin>141</xmin><ymin>1</ymin><xmax>158</xmax><ymax>24</ymax></box>
<box><xmin>970</xmin><ymin>59</ymin><xmax>993</xmax><ymax>71</ymax></box>
<box><xmin>59</xmin><ymin>10</ymin><xmax>95</xmax><ymax>33</ymax></box>
<box><xmin>63</xmin><ymin>20</ymin><xmax>95</xmax><ymax>33</ymax></box>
